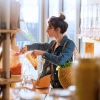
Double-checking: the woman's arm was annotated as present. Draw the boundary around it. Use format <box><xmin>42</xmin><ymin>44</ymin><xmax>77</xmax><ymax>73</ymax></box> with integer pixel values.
<box><xmin>26</xmin><ymin>43</ymin><xmax>50</xmax><ymax>51</ymax></box>
<box><xmin>42</xmin><ymin>40</ymin><xmax>75</xmax><ymax>66</ymax></box>
<box><xmin>20</xmin><ymin>43</ymin><xmax>50</xmax><ymax>54</ymax></box>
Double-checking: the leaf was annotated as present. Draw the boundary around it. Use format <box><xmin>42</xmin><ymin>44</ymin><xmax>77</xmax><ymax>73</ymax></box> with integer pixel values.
<box><xmin>56</xmin><ymin>61</ymin><xmax>72</xmax><ymax>70</ymax></box>
<box><xmin>56</xmin><ymin>66</ymin><xmax>61</xmax><ymax>71</ymax></box>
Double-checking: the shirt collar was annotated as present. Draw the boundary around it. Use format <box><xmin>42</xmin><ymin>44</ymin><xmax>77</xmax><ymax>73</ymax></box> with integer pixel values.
<box><xmin>59</xmin><ymin>35</ymin><xmax>68</xmax><ymax>46</ymax></box>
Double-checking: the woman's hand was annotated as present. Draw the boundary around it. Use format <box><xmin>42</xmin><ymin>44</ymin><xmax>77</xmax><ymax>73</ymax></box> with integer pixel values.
<box><xmin>14</xmin><ymin>46</ymin><xmax>27</xmax><ymax>56</ymax></box>
<box><xmin>31</xmin><ymin>50</ymin><xmax>44</xmax><ymax>58</ymax></box>
<box><xmin>20</xmin><ymin>46</ymin><xmax>27</xmax><ymax>54</ymax></box>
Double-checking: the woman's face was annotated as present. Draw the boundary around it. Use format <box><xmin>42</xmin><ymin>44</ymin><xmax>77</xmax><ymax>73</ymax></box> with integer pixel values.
<box><xmin>46</xmin><ymin>25</ymin><xmax>56</xmax><ymax>38</ymax></box>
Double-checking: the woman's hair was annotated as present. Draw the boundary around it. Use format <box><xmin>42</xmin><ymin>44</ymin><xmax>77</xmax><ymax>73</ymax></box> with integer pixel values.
<box><xmin>48</xmin><ymin>12</ymin><xmax>68</xmax><ymax>34</ymax></box>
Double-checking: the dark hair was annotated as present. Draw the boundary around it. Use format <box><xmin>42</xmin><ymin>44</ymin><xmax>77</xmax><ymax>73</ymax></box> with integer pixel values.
<box><xmin>48</xmin><ymin>12</ymin><xmax>68</xmax><ymax>34</ymax></box>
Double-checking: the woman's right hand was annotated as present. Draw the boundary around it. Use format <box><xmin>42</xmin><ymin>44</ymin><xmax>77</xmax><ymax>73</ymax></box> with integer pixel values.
<box><xmin>20</xmin><ymin>46</ymin><xmax>27</xmax><ymax>54</ymax></box>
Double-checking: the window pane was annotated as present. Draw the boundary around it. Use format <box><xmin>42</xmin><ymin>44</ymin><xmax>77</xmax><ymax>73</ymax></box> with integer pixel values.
<box><xmin>15</xmin><ymin>0</ymin><xmax>40</xmax><ymax>78</ymax></box>
<box><xmin>49</xmin><ymin>0</ymin><xmax>59</xmax><ymax>17</ymax></box>
<box><xmin>48</xmin><ymin>0</ymin><xmax>59</xmax><ymax>41</ymax></box>
<box><xmin>63</xmin><ymin>0</ymin><xmax>76</xmax><ymax>41</ymax></box>
<box><xmin>16</xmin><ymin>0</ymin><xmax>39</xmax><ymax>48</ymax></box>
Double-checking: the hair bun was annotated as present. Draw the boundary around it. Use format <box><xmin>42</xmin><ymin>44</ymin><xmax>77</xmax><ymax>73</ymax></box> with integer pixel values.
<box><xmin>59</xmin><ymin>12</ymin><xmax>66</xmax><ymax>21</ymax></box>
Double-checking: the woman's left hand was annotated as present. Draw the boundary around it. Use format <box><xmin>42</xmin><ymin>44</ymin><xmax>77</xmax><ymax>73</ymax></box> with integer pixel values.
<box><xmin>31</xmin><ymin>50</ymin><xmax>44</xmax><ymax>58</ymax></box>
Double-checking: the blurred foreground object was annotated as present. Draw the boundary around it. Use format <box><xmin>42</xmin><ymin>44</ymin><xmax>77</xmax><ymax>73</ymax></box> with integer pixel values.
<box><xmin>74</xmin><ymin>57</ymin><xmax>100</xmax><ymax>100</ymax></box>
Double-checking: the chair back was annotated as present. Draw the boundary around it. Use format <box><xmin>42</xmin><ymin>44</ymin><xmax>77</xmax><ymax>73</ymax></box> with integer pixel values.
<box><xmin>36</xmin><ymin>75</ymin><xmax>51</xmax><ymax>88</ymax></box>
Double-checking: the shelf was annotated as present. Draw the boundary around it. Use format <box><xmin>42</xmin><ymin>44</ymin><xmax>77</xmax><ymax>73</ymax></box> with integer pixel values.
<box><xmin>82</xmin><ymin>37</ymin><xmax>100</xmax><ymax>43</ymax></box>
<box><xmin>0</xmin><ymin>29</ymin><xmax>25</xmax><ymax>34</ymax></box>
<box><xmin>77</xmin><ymin>34</ymin><xmax>100</xmax><ymax>42</ymax></box>
<box><xmin>0</xmin><ymin>75</ymin><xmax>22</xmax><ymax>85</ymax></box>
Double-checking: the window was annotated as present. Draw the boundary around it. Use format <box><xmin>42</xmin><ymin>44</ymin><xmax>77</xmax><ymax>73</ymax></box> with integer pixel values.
<box><xmin>48</xmin><ymin>0</ymin><xmax>60</xmax><ymax>41</ymax></box>
<box><xmin>16</xmin><ymin>0</ymin><xmax>40</xmax><ymax>48</ymax></box>
<box><xmin>49</xmin><ymin>0</ymin><xmax>59</xmax><ymax>17</ymax></box>
<box><xmin>16</xmin><ymin>0</ymin><xmax>40</xmax><ymax>78</ymax></box>
<box><xmin>63</xmin><ymin>0</ymin><xmax>76</xmax><ymax>42</ymax></box>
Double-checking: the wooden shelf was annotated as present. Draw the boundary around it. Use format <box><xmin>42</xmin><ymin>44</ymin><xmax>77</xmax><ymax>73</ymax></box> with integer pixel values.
<box><xmin>0</xmin><ymin>75</ymin><xmax>22</xmax><ymax>85</ymax></box>
<box><xmin>0</xmin><ymin>29</ymin><xmax>25</xmax><ymax>34</ymax></box>
<box><xmin>82</xmin><ymin>37</ymin><xmax>100</xmax><ymax>43</ymax></box>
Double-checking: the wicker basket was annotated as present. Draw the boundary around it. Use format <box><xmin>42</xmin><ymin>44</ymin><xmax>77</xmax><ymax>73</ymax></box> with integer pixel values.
<box><xmin>58</xmin><ymin>66</ymin><xmax>74</xmax><ymax>89</ymax></box>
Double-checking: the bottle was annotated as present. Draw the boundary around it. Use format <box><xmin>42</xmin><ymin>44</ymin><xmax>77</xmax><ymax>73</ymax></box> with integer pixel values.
<box><xmin>74</xmin><ymin>57</ymin><xmax>99</xmax><ymax>100</ymax></box>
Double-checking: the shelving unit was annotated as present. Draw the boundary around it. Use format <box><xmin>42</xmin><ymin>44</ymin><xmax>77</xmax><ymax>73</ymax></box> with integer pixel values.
<box><xmin>0</xmin><ymin>75</ymin><xmax>22</xmax><ymax>85</ymax></box>
<box><xmin>0</xmin><ymin>29</ymin><xmax>23</xmax><ymax>100</ymax></box>
<box><xmin>0</xmin><ymin>0</ymin><xmax>25</xmax><ymax>99</ymax></box>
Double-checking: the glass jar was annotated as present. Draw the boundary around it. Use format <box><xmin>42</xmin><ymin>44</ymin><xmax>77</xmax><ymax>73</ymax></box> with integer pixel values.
<box><xmin>74</xmin><ymin>57</ymin><xmax>99</xmax><ymax>100</ymax></box>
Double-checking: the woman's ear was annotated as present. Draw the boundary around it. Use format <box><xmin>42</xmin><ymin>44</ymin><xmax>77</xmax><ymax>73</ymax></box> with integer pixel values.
<box><xmin>56</xmin><ymin>27</ymin><xmax>61</xmax><ymax>32</ymax></box>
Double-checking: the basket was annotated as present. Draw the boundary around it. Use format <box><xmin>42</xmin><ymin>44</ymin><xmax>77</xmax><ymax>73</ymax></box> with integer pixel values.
<box><xmin>58</xmin><ymin>66</ymin><xmax>74</xmax><ymax>89</ymax></box>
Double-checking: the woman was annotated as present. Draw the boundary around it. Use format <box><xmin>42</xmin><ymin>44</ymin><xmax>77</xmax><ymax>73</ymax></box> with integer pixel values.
<box><xmin>20</xmin><ymin>13</ymin><xmax>75</xmax><ymax>89</ymax></box>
